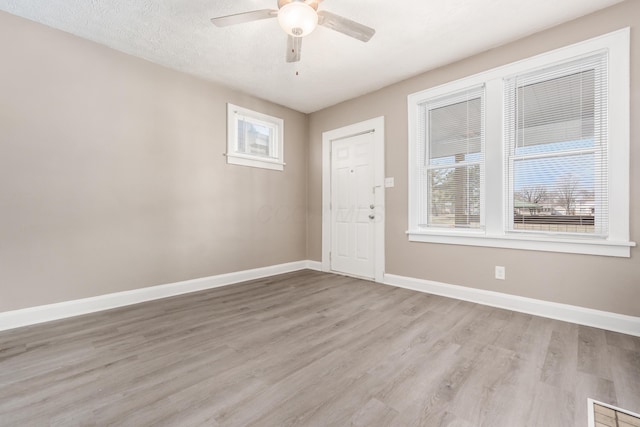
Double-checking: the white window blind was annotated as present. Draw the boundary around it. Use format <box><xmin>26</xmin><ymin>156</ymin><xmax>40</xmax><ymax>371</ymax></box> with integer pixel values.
<box><xmin>504</xmin><ymin>53</ymin><xmax>608</xmax><ymax>236</ymax></box>
<box><xmin>417</xmin><ymin>86</ymin><xmax>485</xmax><ymax>229</ymax></box>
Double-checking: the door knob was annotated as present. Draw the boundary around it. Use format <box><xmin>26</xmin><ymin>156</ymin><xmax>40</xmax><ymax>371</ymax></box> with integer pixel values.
<box><xmin>370</xmin><ymin>204</ymin><xmax>375</xmax><ymax>209</ymax></box>
<box><xmin>369</xmin><ymin>214</ymin><xmax>375</xmax><ymax>220</ymax></box>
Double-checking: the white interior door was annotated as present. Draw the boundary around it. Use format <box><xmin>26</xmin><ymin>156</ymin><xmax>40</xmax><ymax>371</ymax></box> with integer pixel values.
<box><xmin>322</xmin><ymin>116</ymin><xmax>385</xmax><ymax>282</ymax></box>
<box><xmin>330</xmin><ymin>132</ymin><xmax>376</xmax><ymax>279</ymax></box>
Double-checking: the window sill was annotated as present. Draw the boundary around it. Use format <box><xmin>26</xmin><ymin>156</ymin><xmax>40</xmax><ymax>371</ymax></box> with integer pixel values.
<box><xmin>407</xmin><ymin>230</ymin><xmax>635</xmax><ymax>258</ymax></box>
<box><xmin>226</xmin><ymin>154</ymin><xmax>285</xmax><ymax>171</ymax></box>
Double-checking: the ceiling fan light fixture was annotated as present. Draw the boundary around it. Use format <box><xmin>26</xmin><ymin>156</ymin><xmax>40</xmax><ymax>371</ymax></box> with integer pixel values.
<box><xmin>277</xmin><ymin>2</ymin><xmax>318</xmax><ymax>37</ymax></box>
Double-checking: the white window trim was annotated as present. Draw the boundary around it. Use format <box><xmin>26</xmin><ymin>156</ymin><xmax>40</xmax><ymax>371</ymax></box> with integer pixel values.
<box><xmin>407</xmin><ymin>28</ymin><xmax>634</xmax><ymax>257</ymax></box>
<box><xmin>226</xmin><ymin>103</ymin><xmax>284</xmax><ymax>171</ymax></box>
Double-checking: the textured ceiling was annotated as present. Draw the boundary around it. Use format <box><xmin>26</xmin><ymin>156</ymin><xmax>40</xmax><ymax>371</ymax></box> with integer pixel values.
<box><xmin>0</xmin><ymin>0</ymin><xmax>624</xmax><ymax>113</ymax></box>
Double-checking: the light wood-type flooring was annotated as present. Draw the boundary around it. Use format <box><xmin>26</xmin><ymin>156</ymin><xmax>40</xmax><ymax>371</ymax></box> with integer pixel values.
<box><xmin>1</xmin><ymin>270</ymin><xmax>639</xmax><ymax>426</ymax></box>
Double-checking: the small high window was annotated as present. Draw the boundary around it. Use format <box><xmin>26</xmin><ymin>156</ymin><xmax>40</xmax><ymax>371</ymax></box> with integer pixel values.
<box><xmin>226</xmin><ymin>104</ymin><xmax>284</xmax><ymax>171</ymax></box>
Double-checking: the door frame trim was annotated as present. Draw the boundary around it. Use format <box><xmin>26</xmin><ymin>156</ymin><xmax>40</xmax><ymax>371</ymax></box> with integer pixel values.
<box><xmin>322</xmin><ymin>116</ymin><xmax>385</xmax><ymax>282</ymax></box>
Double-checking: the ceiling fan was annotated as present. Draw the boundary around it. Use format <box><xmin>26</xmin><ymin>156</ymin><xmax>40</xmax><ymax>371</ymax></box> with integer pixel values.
<box><xmin>210</xmin><ymin>0</ymin><xmax>375</xmax><ymax>63</ymax></box>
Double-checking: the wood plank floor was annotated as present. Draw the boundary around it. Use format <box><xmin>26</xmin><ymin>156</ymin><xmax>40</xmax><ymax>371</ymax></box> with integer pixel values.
<box><xmin>1</xmin><ymin>270</ymin><xmax>639</xmax><ymax>426</ymax></box>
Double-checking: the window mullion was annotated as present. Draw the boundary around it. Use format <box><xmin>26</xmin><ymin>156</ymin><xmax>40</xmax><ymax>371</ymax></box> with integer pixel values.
<box><xmin>483</xmin><ymin>78</ymin><xmax>504</xmax><ymax>235</ymax></box>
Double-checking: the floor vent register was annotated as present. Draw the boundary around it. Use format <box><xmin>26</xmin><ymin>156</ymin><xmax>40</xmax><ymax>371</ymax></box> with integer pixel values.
<box><xmin>589</xmin><ymin>399</ymin><xmax>640</xmax><ymax>427</ymax></box>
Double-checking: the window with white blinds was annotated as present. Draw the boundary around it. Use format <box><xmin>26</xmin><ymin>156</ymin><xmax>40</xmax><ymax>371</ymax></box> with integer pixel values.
<box><xmin>407</xmin><ymin>28</ymin><xmax>632</xmax><ymax>257</ymax></box>
<box><xmin>417</xmin><ymin>87</ymin><xmax>484</xmax><ymax>229</ymax></box>
<box><xmin>505</xmin><ymin>54</ymin><xmax>608</xmax><ymax>236</ymax></box>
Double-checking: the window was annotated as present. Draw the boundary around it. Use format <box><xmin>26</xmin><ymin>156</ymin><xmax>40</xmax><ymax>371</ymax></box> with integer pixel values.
<box><xmin>408</xmin><ymin>28</ymin><xmax>633</xmax><ymax>257</ymax></box>
<box><xmin>505</xmin><ymin>54</ymin><xmax>607</xmax><ymax>236</ymax></box>
<box><xmin>417</xmin><ymin>86</ymin><xmax>485</xmax><ymax>230</ymax></box>
<box><xmin>226</xmin><ymin>103</ymin><xmax>284</xmax><ymax>171</ymax></box>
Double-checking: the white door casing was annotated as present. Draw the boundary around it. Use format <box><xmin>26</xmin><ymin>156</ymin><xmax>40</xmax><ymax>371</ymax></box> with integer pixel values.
<box><xmin>322</xmin><ymin>117</ymin><xmax>385</xmax><ymax>282</ymax></box>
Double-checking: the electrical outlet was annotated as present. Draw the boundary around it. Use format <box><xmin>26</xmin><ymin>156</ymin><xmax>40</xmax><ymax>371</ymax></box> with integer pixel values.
<box><xmin>495</xmin><ymin>266</ymin><xmax>506</xmax><ymax>280</ymax></box>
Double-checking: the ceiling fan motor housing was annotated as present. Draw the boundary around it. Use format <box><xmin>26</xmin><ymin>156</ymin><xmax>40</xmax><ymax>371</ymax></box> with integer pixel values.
<box><xmin>277</xmin><ymin>0</ymin><xmax>319</xmax><ymax>37</ymax></box>
<box><xmin>277</xmin><ymin>0</ymin><xmax>319</xmax><ymax>10</ymax></box>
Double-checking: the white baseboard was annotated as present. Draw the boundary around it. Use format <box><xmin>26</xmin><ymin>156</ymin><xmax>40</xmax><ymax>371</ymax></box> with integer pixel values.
<box><xmin>384</xmin><ymin>273</ymin><xmax>640</xmax><ymax>337</ymax></box>
<box><xmin>3</xmin><ymin>263</ymin><xmax>637</xmax><ymax>337</ymax></box>
<box><xmin>0</xmin><ymin>260</ymin><xmax>314</xmax><ymax>332</ymax></box>
<box><xmin>305</xmin><ymin>260</ymin><xmax>323</xmax><ymax>271</ymax></box>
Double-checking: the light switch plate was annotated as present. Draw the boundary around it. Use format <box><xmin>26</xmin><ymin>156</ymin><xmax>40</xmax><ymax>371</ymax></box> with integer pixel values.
<box><xmin>385</xmin><ymin>177</ymin><xmax>395</xmax><ymax>188</ymax></box>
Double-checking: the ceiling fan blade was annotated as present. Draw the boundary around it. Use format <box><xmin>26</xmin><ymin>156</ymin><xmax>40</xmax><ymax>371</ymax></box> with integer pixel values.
<box><xmin>211</xmin><ymin>9</ymin><xmax>277</xmax><ymax>27</ymax></box>
<box><xmin>317</xmin><ymin>11</ymin><xmax>375</xmax><ymax>42</ymax></box>
<box><xmin>286</xmin><ymin>35</ymin><xmax>302</xmax><ymax>63</ymax></box>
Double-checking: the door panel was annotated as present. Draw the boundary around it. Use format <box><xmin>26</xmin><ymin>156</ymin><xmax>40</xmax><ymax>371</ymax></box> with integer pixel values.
<box><xmin>330</xmin><ymin>132</ymin><xmax>375</xmax><ymax>279</ymax></box>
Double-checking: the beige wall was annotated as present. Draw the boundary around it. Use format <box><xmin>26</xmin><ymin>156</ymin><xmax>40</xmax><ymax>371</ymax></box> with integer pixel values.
<box><xmin>308</xmin><ymin>0</ymin><xmax>640</xmax><ymax>317</ymax></box>
<box><xmin>2</xmin><ymin>2</ymin><xmax>638</xmax><ymax>318</ymax></box>
<box><xmin>0</xmin><ymin>11</ymin><xmax>308</xmax><ymax>312</ymax></box>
